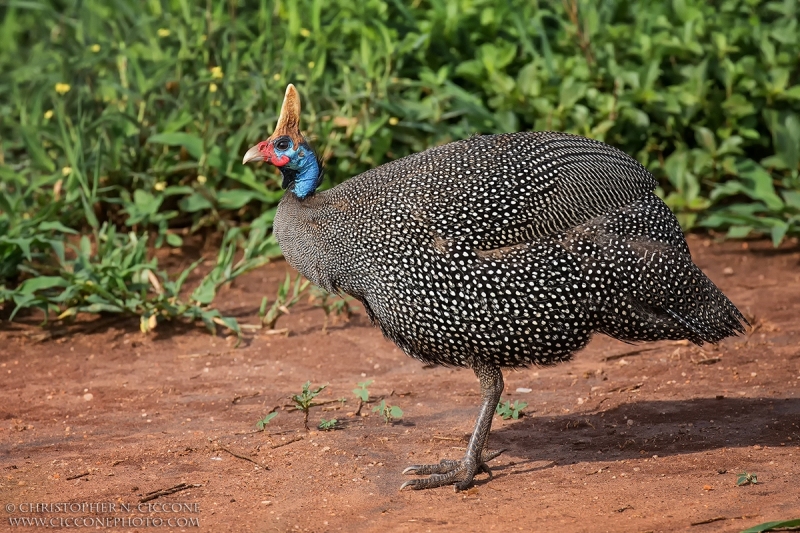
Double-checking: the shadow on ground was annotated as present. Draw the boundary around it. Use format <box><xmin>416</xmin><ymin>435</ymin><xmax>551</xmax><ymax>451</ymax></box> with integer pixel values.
<box><xmin>490</xmin><ymin>397</ymin><xmax>800</xmax><ymax>476</ymax></box>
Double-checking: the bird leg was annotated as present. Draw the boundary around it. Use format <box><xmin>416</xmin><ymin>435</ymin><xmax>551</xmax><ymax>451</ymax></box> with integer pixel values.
<box><xmin>401</xmin><ymin>361</ymin><xmax>505</xmax><ymax>491</ymax></box>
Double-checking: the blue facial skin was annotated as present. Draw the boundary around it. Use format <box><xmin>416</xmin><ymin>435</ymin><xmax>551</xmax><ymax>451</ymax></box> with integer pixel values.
<box><xmin>272</xmin><ymin>139</ymin><xmax>321</xmax><ymax>199</ymax></box>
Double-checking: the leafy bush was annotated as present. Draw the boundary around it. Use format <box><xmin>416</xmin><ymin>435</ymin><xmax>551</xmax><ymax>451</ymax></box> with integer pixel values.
<box><xmin>1</xmin><ymin>0</ymin><xmax>799</xmax><ymax>326</ymax></box>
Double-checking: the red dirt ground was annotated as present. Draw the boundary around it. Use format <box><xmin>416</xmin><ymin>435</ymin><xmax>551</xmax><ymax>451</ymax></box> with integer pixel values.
<box><xmin>1</xmin><ymin>235</ymin><xmax>799</xmax><ymax>533</ymax></box>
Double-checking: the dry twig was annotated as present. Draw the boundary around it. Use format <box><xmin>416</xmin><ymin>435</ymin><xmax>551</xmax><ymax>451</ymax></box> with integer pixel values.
<box><xmin>217</xmin><ymin>446</ymin><xmax>268</xmax><ymax>470</ymax></box>
<box><xmin>139</xmin><ymin>483</ymin><xmax>201</xmax><ymax>503</ymax></box>
<box><xmin>271</xmin><ymin>436</ymin><xmax>304</xmax><ymax>449</ymax></box>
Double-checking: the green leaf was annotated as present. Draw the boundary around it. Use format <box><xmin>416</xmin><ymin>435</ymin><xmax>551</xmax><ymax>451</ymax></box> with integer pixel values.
<box><xmin>1</xmin><ymin>237</ymin><xmax>32</xmax><ymax>261</ymax></box>
<box><xmin>559</xmin><ymin>78</ymin><xmax>587</xmax><ymax>109</ymax></box>
<box><xmin>735</xmin><ymin>160</ymin><xmax>784</xmax><ymax>211</ymax></box>
<box><xmin>38</xmin><ymin>221</ymin><xmax>78</xmax><ymax>235</ymax></box>
<box><xmin>516</xmin><ymin>62</ymin><xmax>540</xmax><ymax>96</ymax></box>
<box><xmin>198</xmin><ymin>309</ymin><xmax>219</xmax><ymax>335</ymax></box>
<box><xmin>20</xmin><ymin>127</ymin><xmax>56</xmax><ymax>172</ymax></box>
<box><xmin>166</xmin><ymin>233</ymin><xmax>183</xmax><ymax>247</ymax></box>
<box><xmin>772</xmin><ymin>118</ymin><xmax>800</xmax><ymax>171</ymax></box>
<box><xmin>727</xmin><ymin>225</ymin><xmax>753</xmax><ymax>239</ymax></box>
<box><xmin>191</xmin><ymin>280</ymin><xmax>216</xmax><ymax>305</ymax></box>
<box><xmin>455</xmin><ymin>59</ymin><xmax>483</xmax><ymax>80</ymax></box>
<box><xmin>147</xmin><ymin>132</ymin><xmax>204</xmax><ymax>160</ymax></box>
<box><xmin>771</xmin><ymin>222</ymin><xmax>789</xmax><ymax>247</ymax></box>
<box><xmin>695</xmin><ymin>127</ymin><xmax>716</xmax><ymax>153</ymax></box>
<box><xmin>49</xmin><ymin>240</ymin><xmax>67</xmax><ymax>266</ymax></box>
<box><xmin>162</xmin><ymin>185</ymin><xmax>195</xmax><ymax>196</ymax></box>
<box><xmin>783</xmin><ymin>191</ymin><xmax>800</xmax><ymax>210</ymax></box>
<box><xmin>782</xmin><ymin>86</ymin><xmax>800</xmax><ymax>100</ymax></box>
<box><xmin>17</xmin><ymin>276</ymin><xmax>68</xmax><ymax>294</ymax></box>
<box><xmin>216</xmin><ymin>315</ymin><xmax>240</xmax><ymax>336</ymax></box>
<box><xmin>179</xmin><ymin>192</ymin><xmax>213</xmax><ymax>212</ymax></box>
<box><xmin>478</xmin><ymin>42</ymin><xmax>516</xmax><ymax>72</ymax></box>
<box><xmin>79</xmin><ymin>236</ymin><xmax>92</xmax><ymax>259</ymax></box>
<box><xmin>739</xmin><ymin>519</ymin><xmax>800</xmax><ymax>533</ymax></box>
<box><xmin>217</xmin><ymin>190</ymin><xmax>257</xmax><ymax>210</ymax></box>
<box><xmin>256</xmin><ymin>412</ymin><xmax>277</xmax><ymax>429</ymax></box>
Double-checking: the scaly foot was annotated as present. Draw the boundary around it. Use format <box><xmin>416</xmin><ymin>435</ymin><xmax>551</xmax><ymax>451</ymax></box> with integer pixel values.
<box><xmin>399</xmin><ymin>449</ymin><xmax>504</xmax><ymax>491</ymax></box>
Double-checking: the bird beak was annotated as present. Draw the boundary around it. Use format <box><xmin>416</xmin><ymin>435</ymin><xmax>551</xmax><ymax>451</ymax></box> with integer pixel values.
<box><xmin>242</xmin><ymin>144</ymin><xmax>264</xmax><ymax>164</ymax></box>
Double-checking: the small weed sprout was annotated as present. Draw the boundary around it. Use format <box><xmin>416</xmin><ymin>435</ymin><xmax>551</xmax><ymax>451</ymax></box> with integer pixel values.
<box><xmin>318</xmin><ymin>418</ymin><xmax>338</xmax><ymax>431</ymax></box>
<box><xmin>352</xmin><ymin>379</ymin><xmax>373</xmax><ymax>416</ymax></box>
<box><xmin>309</xmin><ymin>286</ymin><xmax>357</xmax><ymax>332</ymax></box>
<box><xmin>353</xmin><ymin>380</ymin><xmax>372</xmax><ymax>401</ymax></box>
<box><xmin>256</xmin><ymin>411</ymin><xmax>277</xmax><ymax>430</ymax></box>
<box><xmin>291</xmin><ymin>381</ymin><xmax>327</xmax><ymax>431</ymax></box>
<box><xmin>496</xmin><ymin>400</ymin><xmax>527</xmax><ymax>420</ymax></box>
<box><xmin>737</xmin><ymin>472</ymin><xmax>758</xmax><ymax>486</ymax></box>
<box><xmin>259</xmin><ymin>273</ymin><xmax>310</xmax><ymax>330</ymax></box>
<box><xmin>372</xmin><ymin>399</ymin><xmax>403</xmax><ymax>423</ymax></box>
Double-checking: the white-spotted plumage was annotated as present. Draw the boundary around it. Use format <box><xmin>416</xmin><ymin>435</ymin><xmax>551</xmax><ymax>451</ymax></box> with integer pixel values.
<box><xmin>274</xmin><ymin>132</ymin><xmax>746</xmax><ymax>369</ymax></box>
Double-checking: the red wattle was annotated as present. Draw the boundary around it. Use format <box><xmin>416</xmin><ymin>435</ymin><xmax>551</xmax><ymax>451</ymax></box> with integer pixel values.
<box><xmin>271</xmin><ymin>154</ymin><xmax>291</xmax><ymax>166</ymax></box>
<box><xmin>260</xmin><ymin>142</ymin><xmax>291</xmax><ymax>167</ymax></box>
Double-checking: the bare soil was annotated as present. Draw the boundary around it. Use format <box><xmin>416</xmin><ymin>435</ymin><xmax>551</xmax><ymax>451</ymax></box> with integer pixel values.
<box><xmin>2</xmin><ymin>235</ymin><xmax>799</xmax><ymax>533</ymax></box>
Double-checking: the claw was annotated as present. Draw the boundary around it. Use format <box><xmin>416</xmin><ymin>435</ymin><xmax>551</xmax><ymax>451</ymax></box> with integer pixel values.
<box><xmin>482</xmin><ymin>448</ymin><xmax>505</xmax><ymax>463</ymax></box>
<box><xmin>400</xmin><ymin>469</ymin><xmax>465</xmax><ymax>491</ymax></box>
<box><xmin>398</xmin><ymin>449</ymin><xmax>505</xmax><ymax>491</ymax></box>
<box><xmin>402</xmin><ymin>459</ymin><xmax>461</xmax><ymax>476</ymax></box>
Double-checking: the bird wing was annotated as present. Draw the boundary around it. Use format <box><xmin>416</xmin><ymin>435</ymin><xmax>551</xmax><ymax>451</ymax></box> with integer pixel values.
<box><xmin>356</xmin><ymin>131</ymin><xmax>658</xmax><ymax>251</ymax></box>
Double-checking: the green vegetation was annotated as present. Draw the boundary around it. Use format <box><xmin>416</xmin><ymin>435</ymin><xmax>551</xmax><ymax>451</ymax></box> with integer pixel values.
<box><xmin>258</xmin><ymin>380</ymin><xmax>398</xmax><ymax>430</ymax></box>
<box><xmin>309</xmin><ymin>286</ymin><xmax>356</xmax><ymax>332</ymax></box>
<box><xmin>352</xmin><ymin>379</ymin><xmax>373</xmax><ymax>415</ymax></box>
<box><xmin>496</xmin><ymin>400</ymin><xmax>527</xmax><ymax>420</ymax></box>
<box><xmin>291</xmin><ymin>381</ymin><xmax>327</xmax><ymax>430</ymax></box>
<box><xmin>318</xmin><ymin>418</ymin><xmax>338</xmax><ymax>431</ymax></box>
<box><xmin>740</xmin><ymin>518</ymin><xmax>800</xmax><ymax>533</ymax></box>
<box><xmin>372</xmin><ymin>399</ymin><xmax>404</xmax><ymax>423</ymax></box>
<box><xmin>352</xmin><ymin>380</ymin><xmax>373</xmax><ymax>403</ymax></box>
<box><xmin>258</xmin><ymin>273</ymin><xmax>310</xmax><ymax>329</ymax></box>
<box><xmin>256</xmin><ymin>411</ymin><xmax>278</xmax><ymax>430</ymax></box>
<box><xmin>2</xmin><ymin>0</ymin><xmax>799</xmax><ymax>329</ymax></box>
<box><xmin>737</xmin><ymin>471</ymin><xmax>759</xmax><ymax>486</ymax></box>
<box><xmin>0</xmin><ymin>217</ymin><xmax>274</xmax><ymax>335</ymax></box>
<box><xmin>257</xmin><ymin>277</ymin><xmax>354</xmax><ymax>331</ymax></box>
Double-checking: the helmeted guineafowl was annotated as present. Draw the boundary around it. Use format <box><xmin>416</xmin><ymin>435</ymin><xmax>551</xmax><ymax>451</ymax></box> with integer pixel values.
<box><xmin>243</xmin><ymin>84</ymin><xmax>747</xmax><ymax>491</ymax></box>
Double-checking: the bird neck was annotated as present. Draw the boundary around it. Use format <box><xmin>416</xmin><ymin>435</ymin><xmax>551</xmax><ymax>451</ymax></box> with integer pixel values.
<box><xmin>283</xmin><ymin>149</ymin><xmax>321</xmax><ymax>199</ymax></box>
<box><xmin>274</xmin><ymin>190</ymin><xmax>337</xmax><ymax>293</ymax></box>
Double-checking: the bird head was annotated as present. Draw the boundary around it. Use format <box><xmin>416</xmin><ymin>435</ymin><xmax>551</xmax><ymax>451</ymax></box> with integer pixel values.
<box><xmin>242</xmin><ymin>84</ymin><xmax>321</xmax><ymax>199</ymax></box>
